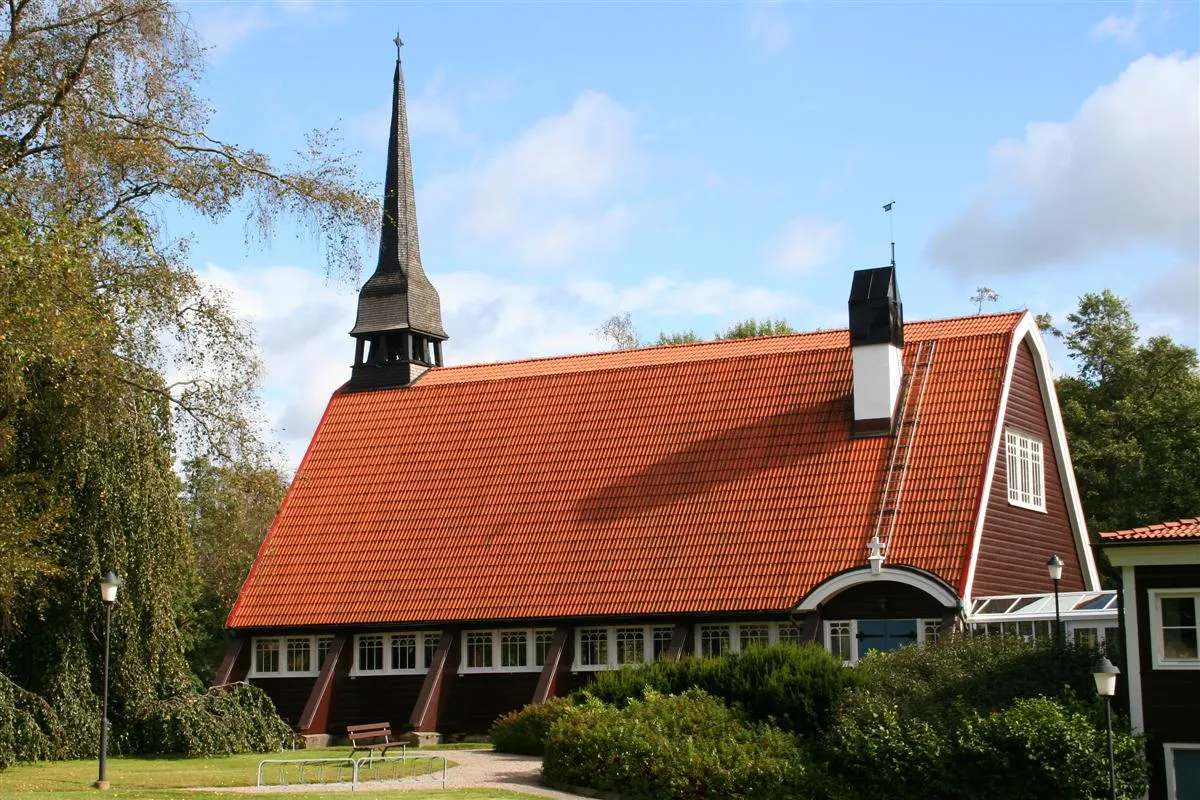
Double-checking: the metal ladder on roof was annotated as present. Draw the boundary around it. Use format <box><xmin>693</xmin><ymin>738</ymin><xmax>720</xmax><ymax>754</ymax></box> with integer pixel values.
<box><xmin>869</xmin><ymin>340</ymin><xmax>938</xmax><ymax>563</ymax></box>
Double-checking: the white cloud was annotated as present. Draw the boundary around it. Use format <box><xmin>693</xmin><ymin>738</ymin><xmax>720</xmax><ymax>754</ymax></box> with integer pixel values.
<box><xmin>200</xmin><ymin>262</ymin><xmax>795</xmax><ymax>469</ymax></box>
<box><xmin>928</xmin><ymin>52</ymin><xmax>1200</xmax><ymax>275</ymax></box>
<box><xmin>189</xmin><ymin>3</ymin><xmax>273</xmax><ymax>59</ymax></box>
<box><xmin>1090</xmin><ymin>0</ymin><xmax>1151</xmax><ymax>43</ymax></box>
<box><xmin>1136</xmin><ymin>261</ymin><xmax>1200</xmax><ymax>345</ymax></box>
<box><xmin>745</xmin><ymin>0</ymin><xmax>792</xmax><ymax>55</ymax></box>
<box><xmin>767</xmin><ymin>216</ymin><xmax>844</xmax><ymax>274</ymax></box>
<box><xmin>423</xmin><ymin>91</ymin><xmax>643</xmax><ymax>267</ymax></box>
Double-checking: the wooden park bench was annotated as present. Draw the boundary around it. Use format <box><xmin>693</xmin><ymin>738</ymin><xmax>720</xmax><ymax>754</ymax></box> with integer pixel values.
<box><xmin>346</xmin><ymin>722</ymin><xmax>404</xmax><ymax>761</ymax></box>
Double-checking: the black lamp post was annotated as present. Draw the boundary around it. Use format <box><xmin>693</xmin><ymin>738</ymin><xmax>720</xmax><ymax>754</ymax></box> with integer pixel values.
<box><xmin>95</xmin><ymin>571</ymin><xmax>121</xmax><ymax>791</ymax></box>
<box><xmin>1093</xmin><ymin>656</ymin><xmax>1120</xmax><ymax>800</ymax></box>
<box><xmin>1047</xmin><ymin>555</ymin><xmax>1063</xmax><ymax>647</ymax></box>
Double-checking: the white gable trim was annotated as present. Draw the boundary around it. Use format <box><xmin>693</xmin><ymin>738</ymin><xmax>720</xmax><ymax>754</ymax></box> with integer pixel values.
<box><xmin>962</xmin><ymin>314</ymin><xmax>1100</xmax><ymax>607</ymax></box>
<box><xmin>797</xmin><ymin>566</ymin><xmax>959</xmax><ymax>612</ymax></box>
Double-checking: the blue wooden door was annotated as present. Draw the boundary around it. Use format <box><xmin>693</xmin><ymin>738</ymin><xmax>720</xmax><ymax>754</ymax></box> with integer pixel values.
<box><xmin>1173</xmin><ymin>748</ymin><xmax>1200</xmax><ymax>800</ymax></box>
<box><xmin>856</xmin><ymin>620</ymin><xmax>918</xmax><ymax>659</ymax></box>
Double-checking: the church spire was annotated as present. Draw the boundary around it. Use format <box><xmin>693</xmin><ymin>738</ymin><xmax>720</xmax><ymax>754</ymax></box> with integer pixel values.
<box><xmin>348</xmin><ymin>38</ymin><xmax>447</xmax><ymax>391</ymax></box>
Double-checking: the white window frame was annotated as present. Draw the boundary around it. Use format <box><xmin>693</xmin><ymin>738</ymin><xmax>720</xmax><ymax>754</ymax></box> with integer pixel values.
<box><xmin>571</xmin><ymin>625</ymin><xmax>678</xmax><ymax>671</ymax></box>
<box><xmin>250</xmin><ymin>635</ymin><xmax>335</xmax><ymax>678</ymax></box>
<box><xmin>1005</xmin><ymin>428</ymin><xmax>1046</xmax><ymax>512</ymax></box>
<box><xmin>1148</xmin><ymin>589</ymin><xmax>1200</xmax><ymax>670</ymax></box>
<box><xmin>458</xmin><ymin>628</ymin><xmax>556</xmax><ymax>674</ymax></box>
<box><xmin>823</xmin><ymin>619</ymin><xmax>937</xmax><ymax>666</ymax></box>
<box><xmin>349</xmin><ymin>632</ymin><xmax>441</xmax><ymax>676</ymax></box>
<box><xmin>1166</xmin><ymin>743</ymin><xmax>1200</xmax><ymax>800</ymax></box>
<box><xmin>691</xmin><ymin>622</ymin><xmax>806</xmax><ymax>660</ymax></box>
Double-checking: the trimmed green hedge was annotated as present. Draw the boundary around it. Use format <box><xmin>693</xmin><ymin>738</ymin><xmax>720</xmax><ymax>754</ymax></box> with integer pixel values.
<box><xmin>828</xmin><ymin>693</ymin><xmax>1148</xmax><ymax>800</ymax></box>
<box><xmin>584</xmin><ymin>643</ymin><xmax>851</xmax><ymax>737</ymax></box>
<box><xmin>850</xmin><ymin>633</ymin><xmax>1100</xmax><ymax>724</ymax></box>
<box><xmin>490</xmin><ymin>696</ymin><xmax>574</xmax><ymax>755</ymax></box>
<box><xmin>543</xmin><ymin>690</ymin><xmax>808</xmax><ymax>800</ymax></box>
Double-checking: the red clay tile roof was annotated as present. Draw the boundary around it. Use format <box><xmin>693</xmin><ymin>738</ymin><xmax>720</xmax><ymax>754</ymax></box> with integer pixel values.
<box><xmin>1099</xmin><ymin>518</ymin><xmax>1200</xmax><ymax>542</ymax></box>
<box><xmin>227</xmin><ymin>311</ymin><xmax>1026</xmax><ymax>629</ymax></box>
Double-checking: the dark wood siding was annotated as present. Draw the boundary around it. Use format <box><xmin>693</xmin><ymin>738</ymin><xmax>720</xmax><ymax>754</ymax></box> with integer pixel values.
<box><xmin>1134</xmin><ymin>564</ymin><xmax>1200</xmax><ymax>800</ymax></box>
<box><xmin>973</xmin><ymin>341</ymin><xmax>1085</xmax><ymax>596</ymax></box>
<box><xmin>822</xmin><ymin>581</ymin><xmax>951</xmax><ymax>620</ymax></box>
<box><xmin>326</xmin><ymin>674</ymin><xmax>425</xmax><ymax>736</ymax></box>
<box><xmin>250</xmin><ymin>677</ymin><xmax>313</xmax><ymax>728</ymax></box>
<box><xmin>438</xmin><ymin>673</ymin><xmax>541</xmax><ymax>734</ymax></box>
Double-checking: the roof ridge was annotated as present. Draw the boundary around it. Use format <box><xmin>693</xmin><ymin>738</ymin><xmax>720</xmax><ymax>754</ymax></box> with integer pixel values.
<box><xmin>422</xmin><ymin>310</ymin><xmax>1026</xmax><ymax>377</ymax></box>
<box><xmin>1100</xmin><ymin>516</ymin><xmax>1200</xmax><ymax>537</ymax></box>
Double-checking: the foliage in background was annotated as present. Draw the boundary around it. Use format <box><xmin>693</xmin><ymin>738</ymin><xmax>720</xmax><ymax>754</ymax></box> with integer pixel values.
<box><xmin>128</xmin><ymin>683</ymin><xmax>294</xmax><ymax>757</ymax></box>
<box><xmin>178</xmin><ymin>457</ymin><xmax>288</xmax><ymax>686</ymax></box>
<box><xmin>543</xmin><ymin>690</ymin><xmax>808</xmax><ymax>800</ymax></box>
<box><xmin>488</xmin><ymin>697</ymin><xmax>574</xmax><ymax>756</ymax></box>
<box><xmin>583</xmin><ymin>643</ymin><xmax>851</xmax><ymax>739</ymax></box>
<box><xmin>0</xmin><ymin>672</ymin><xmax>67</xmax><ymax>768</ymax></box>
<box><xmin>717</xmin><ymin>317</ymin><xmax>797</xmax><ymax>339</ymax></box>
<box><xmin>0</xmin><ymin>0</ymin><xmax>372</xmax><ymax>763</ymax></box>
<box><xmin>1052</xmin><ymin>290</ymin><xmax>1200</xmax><ymax>534</ymax></box>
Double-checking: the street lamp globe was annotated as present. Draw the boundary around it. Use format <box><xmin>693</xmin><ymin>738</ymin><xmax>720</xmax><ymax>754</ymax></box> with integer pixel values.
<box><xmin>1046</xmin><ymin>555</ymin><xmax>1063</xmax><ymax>582</ymax></box>
<box><xmin>1093</xmin><ymin>656</ymin><xmax>1120</xmax><ymax>698</ymax></box>
<box><xmin>99</xmin><ymin>572</ymin><xmax>121</xmax><ymax>604</ymax></box>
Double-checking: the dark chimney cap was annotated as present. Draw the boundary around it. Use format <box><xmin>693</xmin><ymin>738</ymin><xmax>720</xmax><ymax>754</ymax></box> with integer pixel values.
<box><xmin>848</xmin><ymin>266</ymin><xmax>904</xmax><ymax>348</ymax></box>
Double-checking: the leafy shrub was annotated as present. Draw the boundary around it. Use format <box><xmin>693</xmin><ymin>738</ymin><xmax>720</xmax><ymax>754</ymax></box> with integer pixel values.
<box><xmin>0</xmin><ymin>672</ymin><xmax>68</xmax><ymax>769</ymax></box>
<box><xmin>585</xmin><ymin>643</ymin><xmax>851</xmax><ymax>737</ymax></box>
<box><xmin>826</xmin><ymin>693</ymin><xmax>1147</xmax><ymax>800</ymax></box>
<box><xmin>490</xmin><ymin>696</ymin><xmax>574</xmax><ymax>755</ymax></box>
<box><xmin>851</xmin><ymin>634</ymin><xmax>1100</xmax><ymax>727</ymax></box>
<box><xmin>959</xmin><ymin>697</ymin><xmax>1148</xmax><ymax>800</ymax></box>
<box><xmin>127</xmin><ymin>682</ymin><xmax>294</xmax><ymax>756</ymax></box>
<box><xmin>543</xmin><ymin>689</ymin><xmax>809</xmax><ymax>800</ymax></box>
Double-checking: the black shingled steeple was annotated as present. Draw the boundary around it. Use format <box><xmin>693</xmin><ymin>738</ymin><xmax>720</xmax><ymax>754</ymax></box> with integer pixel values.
<box><xmin>348</xmin><ymin>40</ymin><xmax>447</xmax><ymax>391</ymax></box>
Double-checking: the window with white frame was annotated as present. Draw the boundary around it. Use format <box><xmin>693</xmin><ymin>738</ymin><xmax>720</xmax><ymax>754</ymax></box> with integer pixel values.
<box><xmin>349</xmin><ymin>632</ymin><xmax>440</xmax><ymax>676</ymax></box>
<box><xmin>693</xmin><ymin>622</ymin><xmax>804</xmax><ymax>660</ymax></box>
<box><xmin>459</xmin><ymin>629</ymin><xmax>556</xmax><ymax>673</ymax></box>
<box><xmin>615</xmin><ymin>628</ymin><xmax>645</xmax><ymax>665</ymax></box>
<box><xmin>534</xmin><ymin>630</ymin><xmax>555</xmax><ymax>666</ymax></box>
<box><xmin>424</xmin><ymin>633</ymin><xmax>440</xmax><ymax>667</ymax></box>
<box><xmin>652</xmin><ymin>627</ymin><xmax>674</xmax><ymax>660</ymax></box>
<box><xmin>573</xmin><ymin>625</ymin><xmax>684</xmax><ymax>671</ymax></box>
<box><xmin>1151</xmin><ymin>590</ymin><xmax>1199</xmax><ymax>668</ymax></box>
<box><xmin>827</xmin><ymin>622</ymin><xmax>853</xmax><ymax>664</ymax></box>
<box><xmin>578</xmin><ymin>628</ymin><xmax>608</xmax><ymax>668</ymax></box>
<box><xmin>254</xmin><ymin>638</ymin><xmax>280</xmax><ymax>674</ymax></box>
<box><xmin>1005</xmin><ymin>429</ymin><xmax>1045</xmax><ymax>511</ymax></box>
<box><xmin>464</xmin><ymin>632</ymin><xmax>493</xmax><ymax>669</ymax></box>
<box><xmin>777</xmin><ymin>625</ymin><xmax>802</xmax><ymax>646</ymax></box>
<box><xmin>358</xmin><ymin>634</ymin><xmax>384</xmax><ymax>672</ymax></box>
<box><xmin>500</xmin><ymin>631</ymin><xmax>528</xmax><ymax>668</ymax></box>
<box><xmin>699</xmin><ymin>625</ymin><xmax>731</xmax><ymax>658</ymax></box>
<box><xmin>251</xmin><ymin>635</ymin><xmax>337</xmax><ymax>677</ymax></box>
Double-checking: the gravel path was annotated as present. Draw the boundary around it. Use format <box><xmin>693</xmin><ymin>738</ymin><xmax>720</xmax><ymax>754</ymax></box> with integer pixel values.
<box><xmin>193</xmin><ymin>750</ymin><xmax>586</xmax><ymax>798</ymax></box>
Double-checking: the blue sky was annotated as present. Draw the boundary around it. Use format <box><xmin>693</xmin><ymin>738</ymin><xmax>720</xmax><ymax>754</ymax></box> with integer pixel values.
<box><xmin>176</xmin><ymin>0</ymin><xmax>1200</xmax><ymax>469</ymax></box>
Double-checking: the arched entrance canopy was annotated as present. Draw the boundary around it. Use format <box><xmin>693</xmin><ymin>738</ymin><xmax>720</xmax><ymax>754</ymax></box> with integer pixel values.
<box><xmin>796</xmin><ymin>565</ymin><xmax>960</xmax><ymax>612</ymax></box>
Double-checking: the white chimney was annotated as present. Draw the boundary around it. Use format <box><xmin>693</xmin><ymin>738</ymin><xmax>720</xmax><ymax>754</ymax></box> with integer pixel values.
<box><xmin>848</xmin><ymin>266</ymin><xmax>904</xmax><ymax>435</ymax></box>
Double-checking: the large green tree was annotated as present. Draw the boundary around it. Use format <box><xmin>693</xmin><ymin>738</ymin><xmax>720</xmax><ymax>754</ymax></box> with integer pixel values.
<box><xmin>1055</xmin><ymin>290</ymin><xmax>1200</xmax><ymax>535</ymax></box>
<box><xmin>177</xmin><ymin>458</ymin><xmax>288</xmax><ymax>686</ymax></box>
<box><xmin>0</xmin><ymin>0</ymin><xmax>373</xmax><ymax>755</ymax></box>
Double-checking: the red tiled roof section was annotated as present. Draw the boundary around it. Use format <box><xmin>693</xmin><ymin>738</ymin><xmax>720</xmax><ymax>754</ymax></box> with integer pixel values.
<box><xmin>1099</xmin><ymin>518</ymin><xmax>1200</xmax><ymax>542</ymax></box>
<box><xmin>227</xmin><ymin>311</ymin><xmax>1025</xmax><ymax>628</ymax></box>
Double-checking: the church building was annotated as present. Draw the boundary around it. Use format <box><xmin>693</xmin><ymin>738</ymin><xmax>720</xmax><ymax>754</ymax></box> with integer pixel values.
<box><xmin>220</xmin><ymin>48</ymin><xmax>1104</xmax><ymax>741</ymax></box>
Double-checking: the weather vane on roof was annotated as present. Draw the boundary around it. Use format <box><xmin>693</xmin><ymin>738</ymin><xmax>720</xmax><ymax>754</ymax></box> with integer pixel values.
<box><xmin>393</xmin><ymin>33</ymin><xmax>403</xmax><ymax>58</ymax></box>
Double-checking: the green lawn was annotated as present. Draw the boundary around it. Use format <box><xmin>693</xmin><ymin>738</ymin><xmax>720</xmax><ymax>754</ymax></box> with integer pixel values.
<box><xmin>0</xmin><ymin>748</ymin><xmax>523</xmax><ymax>800</ymax></box>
